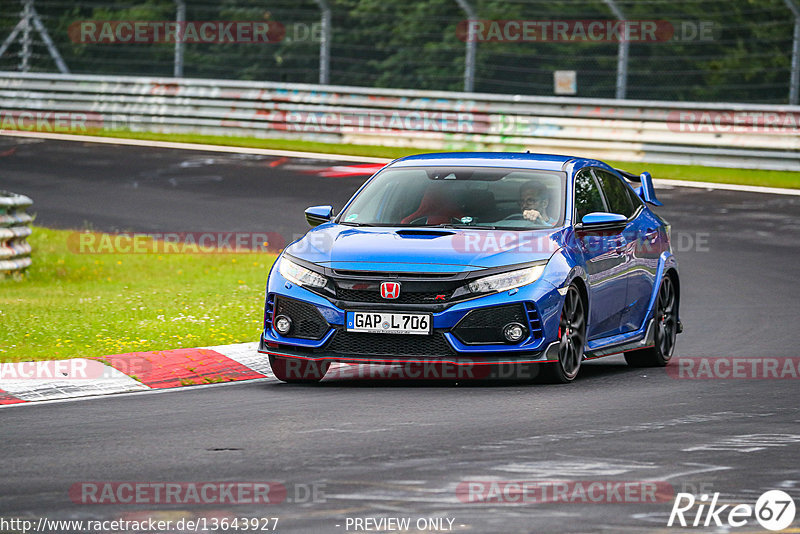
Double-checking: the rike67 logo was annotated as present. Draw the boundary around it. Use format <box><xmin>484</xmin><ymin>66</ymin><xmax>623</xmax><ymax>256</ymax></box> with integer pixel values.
<box><xmin>668</xmin><ymin>490</ymin><xmax>796</xmax><ymax>530</ymax></box>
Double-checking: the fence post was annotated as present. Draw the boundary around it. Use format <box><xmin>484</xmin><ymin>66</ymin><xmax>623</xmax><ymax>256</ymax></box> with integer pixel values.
<box><xmin>0</xmin><ymin>191</ymin><xmax>33</xmax><ymax>277</ymax></box>
<box><xmin>313</xmin><ymin>0</ymin><xmax>332</xmax><ymax>85</ymax></box>
<box><xmin>455</xmin><ymin>0</ymin><xmax>476</xmax><ymax>92</ymax></box>
<box><xmin>785</xmin><ymin>0</ymin><xmax>800</xmax><ymax>105</ymax></box>
<box><xmin>173</xmin><ymin>0</ymin><xmax>185</xmax><ymax>77</ymax></box>
<box><xmin>19</xmin><ymin>0</ymin><xmax>32</xmax><ymax>72</ymax></box>
<box><xmin>603</xmin><ymin>0</ymin><xmax>628</xmax><ymax>99</ymax></box>
<box><xmin>0</xmin><ymin>0</ymin><xmax>69</xmax><ymax>73</ymax></box>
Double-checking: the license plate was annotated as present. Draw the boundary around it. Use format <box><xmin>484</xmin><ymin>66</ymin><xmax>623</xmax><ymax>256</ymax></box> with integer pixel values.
<box><xmin>346</xmin><ymin>311</ymin><xmax>432</xmax><ymax>335</ymax></box>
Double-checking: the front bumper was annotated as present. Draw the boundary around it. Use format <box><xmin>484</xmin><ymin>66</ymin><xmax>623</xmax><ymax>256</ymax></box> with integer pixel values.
<box><xmin>258</xmin><ymin>274</ymin><xmax>563</xmax><ymax>366</ymax></box>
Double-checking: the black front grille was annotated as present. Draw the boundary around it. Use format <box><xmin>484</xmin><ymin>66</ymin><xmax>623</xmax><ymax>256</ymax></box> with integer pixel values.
<box><xmin>274</xmin><ymin>296</ymin><xmax>329</xmax><ymax>340</ymax></box>
<box><xmin>452</xmin><ymin>304</ymin><xmax>528</xmax><ymax>344</ymax></box>
<box><xmin>336</xmin><ymin>288</ymin><xmax>454</xmax><ymax>304</ymax></box>
<box><xmin>330</xmin><ymin>271</ymin><xmax>467</xmax><ymax>307</ymax></box>
<box><xmin>325</xmin><ymin>330</ymin><xmax>454</xmax><ymax>358</ymax></box>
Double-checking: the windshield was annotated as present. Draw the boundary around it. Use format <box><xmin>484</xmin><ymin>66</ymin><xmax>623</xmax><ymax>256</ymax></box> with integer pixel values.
<box><xmin>338</xmin><ymin>166</ymin><xmax>566</xmax><ymax>229</ymax></box>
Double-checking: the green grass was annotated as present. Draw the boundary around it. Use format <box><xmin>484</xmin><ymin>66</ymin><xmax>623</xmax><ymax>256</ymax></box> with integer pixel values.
<box><xmin>84</xmin><ymin>129</ymin><xmax>800</xmax><ymax>189</ymax></box>
<box><xmin>92</xmin><ymin>129</ymin><xmax>436</xmax><ymax>160</ymax></box>
<box><xmin>0</xmin><ymin>227</ymin><xmax>275</xmax><ymax>362</ymax></box>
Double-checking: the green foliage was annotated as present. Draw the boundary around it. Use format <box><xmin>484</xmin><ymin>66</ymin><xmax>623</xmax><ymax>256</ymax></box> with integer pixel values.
<box><xmin>0</xmin><ymin>0</ymin><xmax>795</xmax><ymax>102</ymax></box>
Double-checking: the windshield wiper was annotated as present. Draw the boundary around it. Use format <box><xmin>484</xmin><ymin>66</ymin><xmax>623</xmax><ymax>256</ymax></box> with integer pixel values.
<box><xmin>341</xmin><ymin>222</ymin><xmax>499</xmax><ymax>229</ymax></box>
<box><xmin>340</xmin><ymin>222</ymin><xmax>381</xmax><ymax>227</ymax></box>
<box><xmin>431</xmin><ymin>223</ymin><xmax>498</xmax><ymax>230</ymax></box>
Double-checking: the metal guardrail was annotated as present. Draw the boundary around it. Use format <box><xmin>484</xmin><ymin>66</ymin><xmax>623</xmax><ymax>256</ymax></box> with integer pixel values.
<box><xmin>0</xmin><ymin>191</ymin><xmax>33</xmax><ymax>275</ymax></box>
<box><xmin>0</xmin><ymin>72</ymin><xmax>798</xmax><ymax>171</ymax></box>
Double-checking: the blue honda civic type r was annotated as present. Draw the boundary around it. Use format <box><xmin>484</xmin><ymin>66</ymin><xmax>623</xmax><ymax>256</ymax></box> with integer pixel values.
<box><xmin>258</xmin><ymin>152</ymin><xmax>682</xmax><ymax>383</ymax></box>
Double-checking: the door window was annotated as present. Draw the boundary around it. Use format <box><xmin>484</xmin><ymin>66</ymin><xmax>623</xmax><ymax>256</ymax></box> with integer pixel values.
<box><xmin>574</xmin><ymin>170</ymin><xmax>606</xmax><ymax>222</ymax></box>
<box><xmin>594</xmin><ymin>170</ymin><xmax>636</xmax><ymax>219</ymax></box>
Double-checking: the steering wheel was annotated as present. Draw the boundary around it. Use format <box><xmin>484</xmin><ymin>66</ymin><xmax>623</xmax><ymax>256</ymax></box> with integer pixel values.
<box><xmin>503</xmin><ymin>213</ymin><xmax>526</xmax><ymax>221</ymax></box>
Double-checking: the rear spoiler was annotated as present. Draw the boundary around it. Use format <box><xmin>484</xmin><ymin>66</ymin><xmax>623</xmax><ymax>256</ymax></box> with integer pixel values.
<box><xmin>616</xmin><ymin>169</ymin><xmax>662</xmax><ymax>206</ymax></box>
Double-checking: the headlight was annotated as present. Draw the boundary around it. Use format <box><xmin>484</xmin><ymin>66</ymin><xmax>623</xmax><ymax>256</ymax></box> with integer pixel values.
<box><xmin>468</xmin><ymin>264</ymin><xmax>546</xmax><ymax>294</ymax></box>
<box><xmin>278</xmin><ymin>257</ymin><xmax>328</xmax><ymax>288</ymax></box>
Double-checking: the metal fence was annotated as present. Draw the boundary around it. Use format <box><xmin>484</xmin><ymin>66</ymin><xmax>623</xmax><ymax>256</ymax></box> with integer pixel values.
<box><xmin>0</xmin><ymin>191</ymin><xmax>33</xmax><ymax>276</ymax></box>
<box><xmin>0</xmin><ymin>0</ymin><xmax>799</xmax><ymax>105</ymax></box>
<box><xmin>1</xmin><ymin>72</ymin><xmax>798</xmax><ymax>171</ymax></box>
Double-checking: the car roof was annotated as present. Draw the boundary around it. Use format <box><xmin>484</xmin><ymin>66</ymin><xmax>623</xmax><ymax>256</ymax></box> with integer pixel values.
<box><xmin>389</xmin><ymin>152</ymin><xmax>577</xmax><ymax>172</ymax></box>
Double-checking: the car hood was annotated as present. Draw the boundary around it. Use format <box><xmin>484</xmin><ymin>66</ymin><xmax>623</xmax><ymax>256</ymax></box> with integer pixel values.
<box><xmin>284</xmin><ymin>224</ymin><xmax>564</xmax><ymax>272</ymax></box>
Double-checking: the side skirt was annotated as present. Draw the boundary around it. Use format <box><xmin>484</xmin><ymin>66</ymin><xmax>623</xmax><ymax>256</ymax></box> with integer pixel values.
<box><xmin>582</xmin><ymin>318</ymin><xmax>656</xmax><ymax>360</ymax></box>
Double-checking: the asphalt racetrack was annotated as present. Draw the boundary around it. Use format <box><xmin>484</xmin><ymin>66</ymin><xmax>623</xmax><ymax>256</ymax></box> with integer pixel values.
<box><xmin>1</xmin><ymin>136</ymin><xmax>799</xmax><ymax>533</ymax></box>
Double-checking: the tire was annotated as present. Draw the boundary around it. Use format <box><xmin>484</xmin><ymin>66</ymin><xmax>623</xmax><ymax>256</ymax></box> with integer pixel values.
<box><xmin>624</xmin><ymin>275</ymin><xmax>678</xmax><ymax>368</ymax></box>
<box><xmin>540</xmin><ymin>285</ymin><xmax>586</xmax><ymax>384</ymax></box>
<box><xmin>269</xmin><ymin>355</ymin><xmax>330</xmax><ymax>384</ymax></box>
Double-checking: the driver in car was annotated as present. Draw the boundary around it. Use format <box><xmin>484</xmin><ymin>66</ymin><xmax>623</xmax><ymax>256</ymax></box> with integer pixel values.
<box><xmin>519</xmin><ymin>182</ymin><xmax>555</xmax><ymax>225</ymax></box>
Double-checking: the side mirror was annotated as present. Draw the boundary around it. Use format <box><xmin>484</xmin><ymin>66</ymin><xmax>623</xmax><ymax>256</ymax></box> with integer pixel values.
<box><xmin>305</xmin><ymin>205</ymin><xmax>333</xmax><ymax>227</ymax></box>
<box><xmin>580</xmin><ymin>212</ymin><xmax>628</xmax><ymax>226</ymax></box>
<box><xmin>636</xmin><ymin>172</ymin><xmax>663</xmax><ymax>206</ymax></box>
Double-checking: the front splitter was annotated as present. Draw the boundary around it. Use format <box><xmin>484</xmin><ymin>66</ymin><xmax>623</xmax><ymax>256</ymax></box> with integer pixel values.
<box><xmin>258</xmin><ymin>338</ymin><xmax>556</xmax><ymax>366</ymax></box>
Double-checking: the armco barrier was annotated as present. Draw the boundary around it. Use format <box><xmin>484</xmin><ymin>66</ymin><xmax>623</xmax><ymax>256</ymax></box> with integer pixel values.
<box><xmin>0</xmin><ymin>191</ymin><xmax>33</xmax><ymax>275</ymax></box>
<box><xmin>0</xmin><ymin>72</ymin><xmax>798</xmax><ymax>171</ymax></box>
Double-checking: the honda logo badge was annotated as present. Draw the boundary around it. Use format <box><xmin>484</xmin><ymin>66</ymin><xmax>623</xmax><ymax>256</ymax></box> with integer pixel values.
<box><xmin>380</xmin><ymin>282</ymin><xmax>400</xmax><ymax>299</ymax></box>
